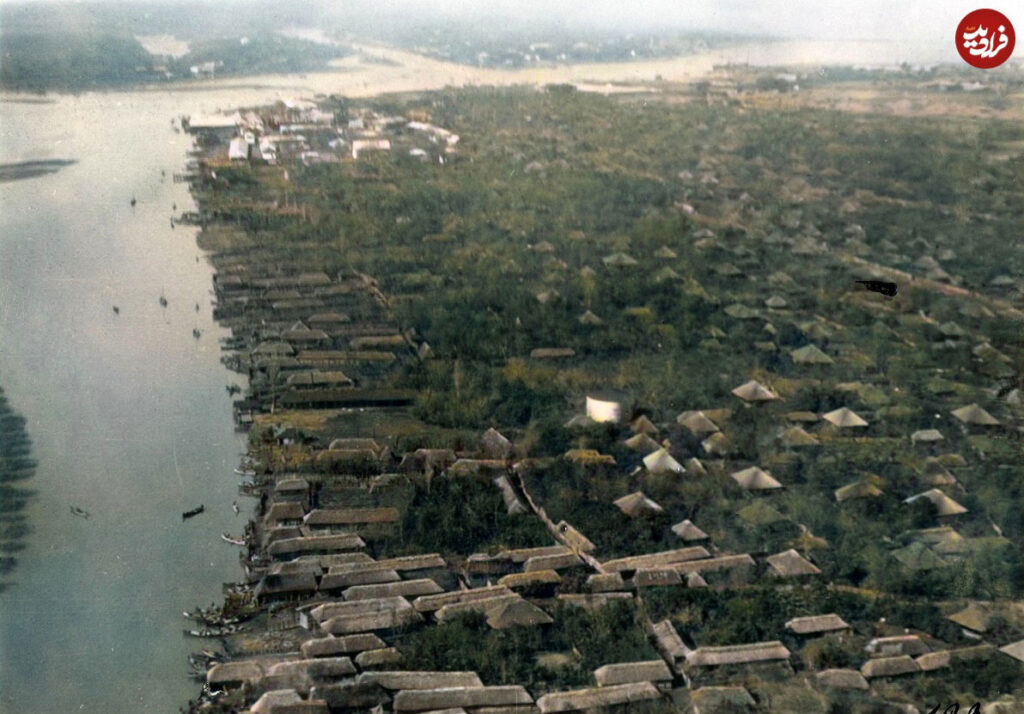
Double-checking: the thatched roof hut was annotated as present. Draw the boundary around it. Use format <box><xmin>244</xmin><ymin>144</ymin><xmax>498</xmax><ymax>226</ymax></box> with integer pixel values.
<box><xmin>677</xmin><ymin>411</ymin><xmax>720</xmax><ymax>437</ymax></box>
<box><xmin>536</xmin><ymin>682</ymin><xmax>661</xmax><ymax>713</ymax></box>
<box><xmin>766</xmin><ymin>549</ymin><xmax>821</xmax><ymax>577</ymax></box>
<box><xmin>301</xmin><ymin>633</ymin><xmax>386</xmax><ymax>658</ymax></box>
<box><xmin>731</xmin><ymin>380</ymin><xmax>778</xmax><ymax>402</ymax></box>
<box><xmin>785</xmin><ymin>614</ymin><xmax>849</xmax><ymax>635</ymax></box>
<box><xmin>814</xmin><ymin>669</ymin><xmax>868</xmax><ymax>691</ymax></box>
<box><xmin>356</xmin><ymin>671</ymin><xmax>483</xmax><ymax>690</ymax></box>
<box><xmin>486</xmin><ymin>598</ymin><xmax>553</xmax><ymax>629</ymax></box>
<box><xmin>343</xmin><ymin>578</ymin><xmax>443</xmax><ymax>602</ymax></box>
<box><xmin>671</xmin><ymin>519</ymin><xmax>709</xmax><ymax>542</ymax></box>
<box><xmin>613</xmin><ymin>491</ymin><xmax>665</xmax><ymax>517</ymax></box>
<box><xmin>394</xmin><ymin>686</ymin><xmax>533</xmax><ymax>712</ymax></box>
<box><xmin>624</xmin><ymin>433</ymin><xmax>661</xmax><ymax>454</ymax></box>
<box><xmin>790</xmin><ymin>344</ymin><xmax>833</xmax><ymax>365</ymax></box>
<box><xmin>643</xmin><ymin>448</ymin><xmax>684</xmax><ymax>475</ymax></box>
<box><xmin>904</xmin><ymin>488</ymin><xmax>967</xmax><ymax>516</ymax></box>
<box><xmin>730</xmin><ymin>466</ymin><xmax>782</xmax><ymax>491</ymax></box>
<box><xmin>601</xmin><ymin>546</ymin><xmax>710</xmax><ymax>573</ymax></box>
<box><xmin>355</xmin><ymin>648</ymin><xmax>404</xmax><ymax>669</ymax></box>
<box><xmin>952</xmin><ymin>403</ymin><xmax>1000</xmax><ymax>426</ymax></box>
<box><xmin>911</xmin><ymin>429</ymin><xmax>944</xmax><ymax>444</ymax></box>
<box><xmin>822</xmin><ymin>407</ymin><xmax>868</xmax><ymax>428</ymax></box>
<box><xmin>860</xmin><ymin>655</ymin><xmax>919</xmax><ymax>678</ymax></box>
<box><xmin>686</xmin><ymin>641</ymin><xmax>791</xmax><ymax>667</ymax></box>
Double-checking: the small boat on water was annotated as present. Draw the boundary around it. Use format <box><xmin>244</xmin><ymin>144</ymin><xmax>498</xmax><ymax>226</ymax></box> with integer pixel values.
<box><xmin>233</xmin><ymin>468</ymin><xmax>255</xmax><ymax>476</ymax></box>
<box><xmin>192</xmin><ymin>328</ymin><xmax>201</xmax><ymax>339</ymax></box>
<box><xmin>70</xmin><ymin>506</ymin><xmax>91</xmax><ymax>519</ymax></box>
<box><xmin>182</xmin><ymin>504</ymin><xmax>205</xmax><ymax>520</ymax></box>
<box><xmin>159</xmin><ymin>295</ymin><xmax>168</xmax><ymax>308</ymax></box>
<box><xmin>184</xmin><ymin>624</ymin><xmax>239</xmax><ymax>638</ymax></box>
<box><xmin>221</xmin><ymin>533</ymin><xmax>245</xmax><ymax>546</ymax></box>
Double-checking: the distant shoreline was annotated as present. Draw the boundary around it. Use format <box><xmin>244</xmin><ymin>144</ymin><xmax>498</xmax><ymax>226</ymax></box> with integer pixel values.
<box><xmin>0</xmin><ymin>159</ymin><xmax>77</xmax><ymax>183</ymax></box>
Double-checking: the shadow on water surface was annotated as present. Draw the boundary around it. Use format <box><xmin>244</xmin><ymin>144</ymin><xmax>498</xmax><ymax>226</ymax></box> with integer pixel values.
<box><xmin>0</xmin><ymin>379</ymin><xmax>36</xmax><ymax>590</ymax></box>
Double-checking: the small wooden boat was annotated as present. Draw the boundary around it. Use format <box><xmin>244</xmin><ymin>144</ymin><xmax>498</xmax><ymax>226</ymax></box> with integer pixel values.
<box><xmin>159</xmin><ymin>295</ymin><xmax>168</xmax><ymax>307</ymax></box>
<box><xmin>70</xmin><ymin>506</ymin><xmax>91</xmax><ymax>519</ymax></box>
<box><xmin>233</xmin><ymin>468</ymin><xmax>255</xmax><ymax>476</ymax></box>
<box><xmin>182</xmin><ymin>504</ymin><xmax>205</xmax><ymax>520</ymax></box>
<box><xmin>221</xmin><ymin>533</ymin><xmax>245</xmax><ymax>546</ymax></box>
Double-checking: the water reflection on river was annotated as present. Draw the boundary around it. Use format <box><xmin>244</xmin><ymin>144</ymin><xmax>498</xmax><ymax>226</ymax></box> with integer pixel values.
<box><xmin>0</xmin><ymin>38</ymin><xmax>962</xmax><ymax>713</ymax></box>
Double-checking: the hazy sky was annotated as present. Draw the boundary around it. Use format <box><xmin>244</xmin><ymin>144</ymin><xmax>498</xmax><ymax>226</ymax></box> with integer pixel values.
<box><xmin>0</xmin><ymin>0</ymin><xmax>993</xmax><ymax>47</ymax></box>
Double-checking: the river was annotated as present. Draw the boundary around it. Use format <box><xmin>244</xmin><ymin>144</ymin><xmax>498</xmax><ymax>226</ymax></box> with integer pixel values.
<box><xmin>0</xmin><ymin>38</ymin><xmax>975</xmax><ymax>713</ymax></box>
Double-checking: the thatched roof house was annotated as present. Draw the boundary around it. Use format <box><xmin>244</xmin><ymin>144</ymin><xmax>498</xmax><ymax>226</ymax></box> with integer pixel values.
<box><xmin>481</xmin><ymin>428</ymin><xmax>512</xmax><ymax>459</ymax></box>
<box><xmin>602</xmin><ymin>252</ymin><xmax>638</xmax><ymax>268</ymax></box>
<box><xmin>766</xmin><ymin>549</ymin><xmax>821</xmax><ymax>577</ymax></box>
<box><xmin>632</xmin><ymin>567</ymin><xmax>683</xmax><ymax>588</ymax></box>
<box><xmin>652</xmin><ymin>619</ymin><xmax>688</xmax><ymax>664</ymax></box>
<box><xmin>730</xmin><ymin>466</ymin><xmax>782</xmax><ymax>491</ymax></box>
<box><xmin>671</xmin><ymin>519</ymin><xmax>709</xmax><ymax>542</ymax></box>
<box><xmin>790</xmin><ymin>344</ymin><xmax>833</xmax><ymax>365</ymax></box>
<box><xmin>614</xmin><ymin>491</ymin><xmax>665</xmax><ymax>517</ymax></box>
<box><xmin>778</xmin><ymin>426</ymin><xmax>818</xmax><ymax>447</ymax></box>
<box><xmin>486</xmin><ymin>598</ymin><xmax>553</xmax><ymax>629</ymax></box>
<box><xmin>946</xmin><ymin>602</ymin><xmax>994</xmax><ymax>634</ymax></box>
<box><xmin>834</xmin><ymin>478</ymin><xmax>883</xmax><ymax>502</ymax></box>
<box><xmin>677</xmin><ymin>411</ymin><xmax>720</xmax><ymax>437</ymax></box>
<box><xmin>356</xmin><ymin>670</ymin><xmax>483</xmax><ymax>690</ymax></box>
<box><xmin>413</xmin><ymin>585</ymin><xmax>512</xmax><ymax>613</ymax></box>
<box><xmin>536</xmin><ymin>682</ymin><xmax>661</xmax><ymax>713</ymax></box>
<box><xmin>785</xmin><ymin>614</ymin><xmax>849</xmax><ymax>635</ymax></box>
<box><xmin>643</xmin><ymin>448</ymin><xmax>685</xmax><ymax>475</ymax></box>
<box><xmin>731</xmin><ymin>380</ymin><xmax>778</xmax><ymax>402</ymax></box>
<box><xmin>822</xmin><ymin>407</ymin><xmax>868</xmax><ymax>428</ymax></box>
<box><xmin>814</xmin><ymin>669</ymin><xmax>869</xmax><ymax>690</ymax></box>
<box><xmin>860</xmin><ymin>655</ymin><xmax>919</xmax><ymax>678</ymax></box>
<box><xmin>952</xmin><ymin>403</ymin><xmax>1000</xmax><ymax>426</ymax></box>
<box><xmin>343</xmin><ymin>578</ymin><xmax>443</xmax><ymax>602</ymax></box>
<box><xmin>689</xmin><ymin>686</ymin><xmax>755</xmax><ymax>714</ymax></box>
<box><xmin>866</xmin><ymin>635</ymin><xmax>929</xmax><ymax>657</ymax></box>
<box><xmin>268</xmin><ymin>534</ymin><xmax>365</xmax><ymax>558</ymax></box>
<box><xmin>686</xmin><ymin>641</ymin><xmax>791</xmax><ymax>667</ymax></box>
<box><xmin>355</xmin><ymin>648</ymin><xmax>404</xmax><ymax>669</ymax></box>
<box><xmin>394</xmin><ymin>686</ymin><xmax>533</xmax><ymax>712</ymax></box>
<box><xmin>904</xmin><ymin>488</ymin><xmax>968</xmax><ymax>516</ymax></box>
<box><xmin>601</xmin><ymin>546</ymin><xmax>710</xmax><ymax>573</ymax></box>
<box><xmin>301</xmin><ymin>633</ymin><xmax>386</xmax><ymax>658</ymax></box>
<box><xmin>207</xmin><ymin>660</ymin><xmax>264</xmax><ymax>688</ymax></box>
<box><xmin>624</xmin><ymin>433</ymin><xmax>661</xmax><ymax>454</ymax></box>
<box><xmin>631</xmin><ymin>414</ymin><xmax>659</xmax><ymax>435</ymax></box>
<box><xmin>911</xmin><ymin>429</ymin><xmax>944</xmax><ymax>444</ymax></box>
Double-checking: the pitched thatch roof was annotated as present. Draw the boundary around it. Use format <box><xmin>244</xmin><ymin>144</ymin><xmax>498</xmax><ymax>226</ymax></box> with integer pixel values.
<box><xmin>866</xmin><ymin>635</ymin><xmax>929</xmax><ymax>656</ymax></box>
<box><xmin>904</xmin><ymin>488</ymin><xmax>968</xmax><ymax>516</ymax></box>
<box><xmin>814</xmin><ymin>669</ymin><xmax>869</xmax><ymax>690</ymax></box>
<box><xmin>677</xmin><ymin>411</ymin><xmax>720</xmax><ymax>437</ymax></box>
<box><xmin>355</xmin><ymin>648</ymin><xmax>404</xmax><ymax>669</ymax></box>
<box><xmin>304</xmin><ymin>507</ymin><xmax>400</xmax><ymax>527</ymax></box>
<box><xmin>643</xmin><ymin>448</ymin><xmax>684</xmax><ymax>475</ymax></box>
<box><xmin>631</xmin><ymin>414</ymin><xmax>659</xmax><ymax>435</ymax></box>
<box><xmin>632</xmin><ymin>567</ymin><xmax>683</xmax><ymax>588</ymax></box>
<box><xmin>267</xmin><ymin>534</ymin><xmax>366</xmax><ymax>557</ymax></box>
<box><xmin>701</xmin><ymin>432</ymin><xmax>733</xmax><ymax>456</ymax></box>
<box><xmin>999</xmin><ymin>639</ymin><xmax>1024</xmax><ymax>662</ymax></box>
<box><xmin>356</xmin><ymin>671</ymin><xmax>483</xmax><ymax>691</ymax></box>
<box><xmin>343</xmin><ymin>578</ymin><xmax>444</xmax><ymax>602</ymax></box>
<box><xmin>822</xmin><ymin>407</ymin><xmax>868</xmax><ymax>428</ymax></box>
<box><xmin>652</xmin><ymin>619</ymin><xmax>688</xmax><ymax>662</ymax></box>
<box><xmin>891</xmin><ymin>542</ymin><xmax>948</xmax><ymax>571</ymax></box>
<box><xmin>835</xmin><ymin>479</ymin><xmax>883</xmax><ymax>502</ymax></box>
<box><xmin>765</xmin><ymin>295</ymin><xmax>788</xmax><ymax>309</ymax></box>
<box><xmin>785</xmin><ymin>411</ymin><xmax>819</xmax><ymax>423</ymax></box>
<box><xmin>531</xmin><ymin>347</ymin><xmax>576</xmax><ymax>359</ymax></box>
<box><xmin>778</xmin><ymin>426</ymin><xmax>818</xmax><ymax>447</ymax></box>
<box><xmin>587</xmin><ymin>573</ymin><xmax>629</xmax><ymax>593</ymax></box>
<box><xmin>952</xmin><ymin>403</ymin><xmax>1000</xmax><ymax>426</ymax></box>
<box><xmin>947</xmin><ymin>602</ymin><xmax>994</xmax><ymax>634</ymax></box>
<box><xmin>524</xmin><ymin>552</ymin><xmax>583</xmax><ymax>572</ymax></box>
<box><xmin>578</xmin><ymin>310</ymin><xmax>603</xmax><ymax>325</ymax></box>
<box><xmin>766</xmin><ymin>549</ymin><xmax>821</xmax><ymax>577</ymax></box>
<box><xmin>911</xmin><ymin>429</ymin><xmax>944</xmax><ymax>444</ymax></box>
<box><xmin>686</xmin><ymin>641</ymin><xmax>790</xmax><ymax>667</ymax></box>
<box><xmin>497</xmin><ymin>570</ymin><xmax>561</xmax><ymax>590</ymax></box>
<box><xmin>785</xmin><ymin>614</ymin><xmax>850</xmax><ymax>635</ymax></box>
<box><xmin>487</xmin><ymin>598</ymin><xmax>554</xmax><ymax>629</ymax></box>
<box><xmin>623</xmin><ymin>433</ymin><xmax>661</xmax><ymax>454</ymax></box>
<box><xmin>674</xmin><ymin>554</ymin><xmax>755</xmax><ymax>575</ymax></box>
<box><xmin>481</xmin><ymin>427</ymin><xmax>512</xmax><ymax>459</ymax></box>
<box><xmin>536</xmin><ymin>682</ymin><xmax>661</xmax><ymax>713</ymax></box>
<box><xmin>593</xmin><ymin>660</ymin><xmax>673</xmax><ymax>687</ymax></box>
<box><xmin>671</xmin><ymin>519</ymin><xmax>709</xmax><ymax>541</ymax></box>
<box><xmin>394</xmin><ymin>686</ymin><xmax>533</xmax><ymax>712</ymax></box>
<box><xmin>250</xmin><ymin>690</ymin><xmax>303</xmax><ymax>714</ymax></box>
<box><xmin>920</xmin><ymin>458</ymin><xmax>957</xmax><ymax>486</ymax></box>
<box><xmin>860</xmin><ymin>655</ymin><xmax>919</xmax><ymax>678</ymax></box>
<box><xmin>555</xmin><ymin>521</ymin><xmax>596</xmax><ymax>552</ymax></box>
<box><xmin>731</xmin><ymin>380</ymin><xmax>779</xmax><ymax>402</ymax></box>
<box><xmin>207</xmin><ymin>660</ymin><xmax>264</xmax><ymax>685</ymax></box>
<box><xmin>689</xmin><ymin>686</ymin><xmax>755</xmax><ymax>714</ymax></box>
<box><xmin>301</xmin><ymin>634</ymin><xmax>386</xmax><ymax>658</ymax></box>
<box><xmin>790</xmin><ymin>344</ymin><xmax>834</xmax><ymax>365</ymax></box>
<box><xmin>601</xmin><ymin>546</ymin><xmax>710</xmax><ymax>573</ymax></box>
<box><xmin>653</xmin><ymin>246</ymin><xmax>678</xmax><ymax>259</ymax></box>
<box><xmin>613</xmin><ymin>491</ymin><xmax>665</xmax><ymax>517</ymax></box>
<box><xmin>730</xmin><ymin>466</ymin><xmax>782</xmax><ymax>491</ymax></box>
<box><xmin>412</xmin><ymin>585</ymin><xmax>512</xmax><ymax>613</ymax></box>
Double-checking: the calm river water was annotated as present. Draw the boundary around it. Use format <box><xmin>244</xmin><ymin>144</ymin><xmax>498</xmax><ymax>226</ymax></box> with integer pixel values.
<box><xmin>0</xmin><ymin>38</ymin><xmax>972</xmax><ymax>713</ymax></box>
